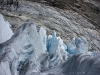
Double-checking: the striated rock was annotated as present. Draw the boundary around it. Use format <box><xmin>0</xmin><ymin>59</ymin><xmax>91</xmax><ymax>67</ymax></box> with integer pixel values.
<box><xmin>1</xmin><ymin>0</ymin><xmax>100</xmax><ymax>51</ymax></box>
<box><xmin>46</xmin><ymin>0</ymin><xmax>100</xmax><ymax>28</ymax></box>
<box><xmin>27</xmin><ymin>0</ymin><xmax>100</xmax><ymax>28</ymax></box>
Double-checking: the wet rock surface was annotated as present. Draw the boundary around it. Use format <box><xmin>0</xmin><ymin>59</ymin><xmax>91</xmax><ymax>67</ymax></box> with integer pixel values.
<box><xmin>26</xmin><ymin>0</ymin><xmax>100</xmax><ymax>28</ymax></box>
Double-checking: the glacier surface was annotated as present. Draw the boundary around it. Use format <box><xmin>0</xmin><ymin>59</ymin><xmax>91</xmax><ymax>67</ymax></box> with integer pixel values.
<box><xmin>67</xmin><ymin>37</ymin><xmax>88</xmax><ymax>54</ymax></box>
<box><xmin>0</xmin><ymin>14</ymin><xmax>100</xmax><ymax>75</ymax></box>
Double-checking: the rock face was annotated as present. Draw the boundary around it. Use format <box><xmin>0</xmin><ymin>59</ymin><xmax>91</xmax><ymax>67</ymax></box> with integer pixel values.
<box><xmin>49</xmin><ymin>0</ymin><xmax>100</xmax><ymax>28</ymax></box>
<box><xmin>26</xmin><ymin>0</ymin><xmax>100</xmax><ymax>28</ymax></box>
<box><xmin>1</xmin><ymin>0</ymin><xmax>100</xmax><ymax>51</ymax></box>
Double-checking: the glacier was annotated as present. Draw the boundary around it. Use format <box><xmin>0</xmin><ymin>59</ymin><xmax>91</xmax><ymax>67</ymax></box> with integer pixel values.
<box><xmin>46</xmin><ymin>52</ymin><xmax>100</xmax><ymax>75</ymax></box>
<box><xmin>0</xmin><ymin>14</ymin><xmax>100</xmax><ymax>75</ymax></box>
<box><xmin>67</xmin><ymin>37</ymin><xmax>88</xmax><ymax>54</ymax></box>
<box><xmin>46</xmin><ymin>30</ymin><xmax>68</xmax><ymax>66</ymax></box>
<box><xmin>0</xmin><ymin>14</ymin><xmax>13</xmax><ymax>44</ymax></box>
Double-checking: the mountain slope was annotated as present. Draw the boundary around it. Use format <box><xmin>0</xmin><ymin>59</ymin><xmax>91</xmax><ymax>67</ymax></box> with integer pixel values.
<box><xmin>1</xmin><ymin>0</ymin><xmax>100</xmax><ymax>51</ymax></box>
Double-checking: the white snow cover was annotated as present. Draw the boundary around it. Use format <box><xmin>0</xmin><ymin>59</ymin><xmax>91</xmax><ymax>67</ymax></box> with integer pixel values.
<box><xmin>0</xmin><ymin>14</ymin><xmax>13</xmax><ymax>43</ymax></box>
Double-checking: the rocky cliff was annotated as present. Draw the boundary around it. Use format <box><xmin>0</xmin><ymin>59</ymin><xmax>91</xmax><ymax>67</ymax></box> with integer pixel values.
<box><xmin>0</xmin><ymin>0</ymin><xmax>100</xmax><ymax>51</ymax></box>
<box><xmin>34</xmin><ymin>0</ymin><xmax>100</xmax><ymax>28</ymax></box>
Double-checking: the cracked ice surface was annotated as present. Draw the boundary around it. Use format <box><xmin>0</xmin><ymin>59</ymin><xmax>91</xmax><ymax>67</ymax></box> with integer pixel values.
<box><xmin>0</xmin><ymin>14</ymin><xmax>100</xmax><ymax>75</ymax></box>
<box><xmin>67</xmin><ymin>37</ymin><xmax>88</xmax><ymax>54</ymax></box>
<box><xmin>47</xmin><ymin>30</ymin><xmax>68</xmax><ymax>65</ymax></box>
<box><xmin>0</xmin><ymin>18</ymin><xmax>68</xmax><ymax>75</ymax></box>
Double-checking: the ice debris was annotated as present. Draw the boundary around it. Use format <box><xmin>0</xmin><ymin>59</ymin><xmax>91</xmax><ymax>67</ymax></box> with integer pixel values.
<box><xmin>67</xmin><ymin>37</ymin><xmax>88</xmax><ymax>54</ymax></box>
